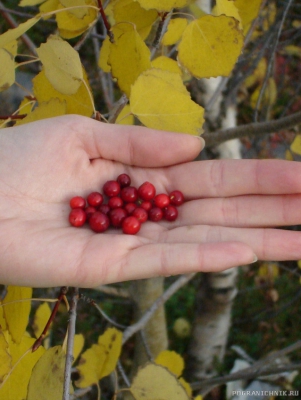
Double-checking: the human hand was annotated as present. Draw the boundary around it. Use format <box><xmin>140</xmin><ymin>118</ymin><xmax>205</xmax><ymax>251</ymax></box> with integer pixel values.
<box><xmin>0</xmin><ymin>115</ymin><xmax>300</xmax><ymax>288</ymax></box>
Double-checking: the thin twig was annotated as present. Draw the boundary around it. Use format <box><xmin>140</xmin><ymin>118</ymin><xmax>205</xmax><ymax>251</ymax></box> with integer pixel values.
<box><xmin>93</xmin><ymin>284</ymin><xmax>130</xmax><ymax>298</ymax></box>
<box><xmin>203</xmin><ymin>110</ymin><xmax>301</xmax><ymax>147</ymax></box>
<box><xmin>63</xmin><ymin>287</ymin><xmax>79</xmax><ymax>400</ymax></box>
<box><xmin>122</xmin><ymin>273</ymin><xmax>196</xmax><ymax>344</ymax></box>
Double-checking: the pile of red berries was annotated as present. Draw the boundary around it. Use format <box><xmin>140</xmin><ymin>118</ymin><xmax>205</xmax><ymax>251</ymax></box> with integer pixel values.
<box><xmin>68</xmin><ymin>173</ymin><xmax>184</xmax><ymax>235</ymax></box>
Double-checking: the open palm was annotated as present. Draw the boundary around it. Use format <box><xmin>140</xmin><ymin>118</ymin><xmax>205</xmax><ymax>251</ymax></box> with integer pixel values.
<box><xmin>0</xmin><ymin>115</ymin><xmax>300</xmax><ymax>288</ymax></box>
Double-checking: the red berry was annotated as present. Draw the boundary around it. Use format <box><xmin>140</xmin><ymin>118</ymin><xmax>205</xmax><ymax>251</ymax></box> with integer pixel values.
<box><xmin>148</xmin><ymin>207</ymin><xmax>163</xmax><ymax>222</ymax></box>
<box><xmin>153</xmin><ymin>193</ymin><xmax>170</xmax><ymax>208</ymax></box>
<box><xmin>117</xmin><ymin>173</ymin><xmax>131</xmax><ymax>188</ymax></box>
<box><xmin>110</xmin><ymin>208</ymin><xmax>127</xmax><ymax>227</ymax></box>
<box><xmin>132</xmin><ymin>207</ymin><xmax>148</xmax><ymax>223</ymax></box>
<box><xmin>103</xmin><ymin>180</ymin><xmax>120</xmax><ymax>197</ymax></box>
<box><xmin>108</xmin><ymin>196</ymin><xmax>123</xmax><ymax>209</ymax></box>
<box><xmin>120</xmin><ymin>186</ymin><xmax>138</xmax><ymax>203</ymax></box>
<box><xmin>164</xmin><ymin>205</ymin><xmax>178</xmax><ymax>221</ymax></box>
<box><xmin>99</xmin><ymin>204</ymin><xmax>110</xmax><ymax>215</ymax></box>
<box><xmin>169</xmin><ymin>190</ymin><xmax>184</xmax><ymax>206</ymax></box>
<box><xmin>138</xmin><ymin>181</ymin><xmax>156</xmax><ymax>201</ymax></box>
<box><xmin>85</xmin><ymin>206</ymin><xmax>96</xmax><ymax>220</ymax></box>
<box><xmin>140</xmin><ymin>201</ymin><xmax>152</xmax><ymax>211</ymax></box>
<box><xmin>89</xmin><ymin>212</ymin><xmax>110</xmax><ymax>233</ymax></box>
<box><xmin>70</xmin><ymin>196</ymin><xmax>86</xmax><ymax>209</ymax></box>
<box><xmin>124</xmin><ymin>202</ymin><xmax>137</xmax><ymax>215</ymax></box>
<box><xmin>87</xmin><ymin>192</ymin><xmax>103</xmax><ymax>207</ymax></box>
<box><xmin>69</xmin><ymin>208</ymin><xmax>86</xmax><ymax>227</ymax></box>
<box><xmin>122</xmin><ymin>216</ymin><xmax>141</xmax><ymax>235</ymax></box>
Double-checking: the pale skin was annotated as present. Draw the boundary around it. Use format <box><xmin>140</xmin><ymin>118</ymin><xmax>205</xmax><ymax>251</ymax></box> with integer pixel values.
<box><xmin>1</xmin><ymin>115</ymin><xmax>301</xmax><ymax>288</ymax></box>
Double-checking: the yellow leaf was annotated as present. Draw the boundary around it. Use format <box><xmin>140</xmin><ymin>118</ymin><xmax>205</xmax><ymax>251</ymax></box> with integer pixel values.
<box><xmin>27</xmin><ymin>345</ymin><xmax>72</xmax><ymax>400</ymax></box>
<box><xmin>130</xmin><ymin>363</ymin><xmax>190</xmax><ymax>400</ymax></box>
<box><xmin>76</xmin><ymin>344</ymin><xmax>102</xmax><ymax>387</ymax></box>
<box><xmin>244</xmin><ymin>57</ymin><xmax>267</xmax><ymax>88</ymax></box>
<box><xmin>3</xmin><ymin>40</ymin><xmax>18</xmax><ymax>57</ymax></box>
<box><xmin>290</xmin><ymin>135</ymin><xmax>301</xmax><ymax>156</ymax></box>
<box><xmin>60</xmin><ymin>0</ymin><xmax>89</xmax><ymax>18</ymax></box>
<box><xmin>17</xmin><ymin>98</ymin><xmax>67</xmax><ymax>125</ymax></box>
<box><xmin>0</xmin><ymin>332</ymin><xmax>45</xmax><ymax>400</ymax></box>
<box><xmin>14</xmin><ymin>97</ymin><xmax>36</xmax><ymax>126</ymax></box>
<box><xmin>285</xmin><ymin>149</ymin><xmax>294</xmax><ymax>161</ymax></box>
<box><xmin>0</xmin><ymin>48</ymin><xmax>15</xmax><ymax>92</ymax></box>
<box><xmin>98</xmin><ymin>36</ymin><xmax>111</xmax><ymax>72</ymax></box>
<box><xmin>56</xmin><ymin>0</ymin><xmax>98</xmax><ymax>39</ymax></box>
<box><xmin>97</xmin><ymin>327</ymin><xmax>123</xmax><ymax>379</ymax></box>
<box><xmin>32</xmin><ymin>302</ymin><xmax>52</xmax><ymax>339</ymax></box>
<box><xmin>178</xmin><ymin>15</ymin><xmax>244</xmax><ymax>78</ymax></box>
<box><xmin>73</xmin><ymin>333</ymin><xmax>85</xmax><ymax>364</ymax></box>
<box><xmin>297</xmin><ymin>260</ymin><xmax>301</xmax><ymax>269</ymax></box>
<box><xmin>0</xmin><ymin>16</ymin><xmax>41</xmax><ymax>48</ymax></box>
<box><xmin>258</xmin><ymin>262</ymin><xmax>279</xmax><ymax>281</ymax></box>
<box><xmin>40</xmin><ymin>0</ymin><xmax>59</xmax><ymax>19</ymax></box>
<box><xmin>116</xmin><ymin>104</ymin><xmax>134</xmax><ymax>125</ymax></box>
<box><xmin>195</xmin><ymin>396</ymin><xmax>203</xmax><ymax>400</ymax></box>
<box><xmin>19</xmin><ymin>0</ymin><xmax>45</xmax><ymax>5</ymax></box>
<box><xmin>162</xmin><ymin>18</ymin><xmax>188</xmax><ymax>45</ymax></box>
<box><xmin>179</xmin><ymin>377</ymin><xmax>192</xmax><ymax>396</ymax></box>
<box><xmin>212</xmin><ymin>0</ymin><xmax>242</xmax><ymax>30</ymax></box>
<box><xmin>235</xmin><ymin>0</ymin><xmax>262</xmax><ymax>35</ymax></box>
<box><xmin>2</xmin><ymin>286</ymin><xmax>32</xmax><ymax>344</ymax></box>
<box><xmin>152</xmin><ymin>56</ymin><xmax>182</xmax><ymax>75</ymax></box>
<box><xmin>36</xmin><ymin>35</ymin><xmax>83</xmax><ymax>95</ymax></box>
<box><xmin>284</xmin><ymin>45</ymin><xmax>301</xmax><ymax>58</ymax></box>
<box><xmin>0</xmin><ymin>303</ymin><xmax>7</xmax><ymax>330</ymax></box>
<box><xmin>108</xmin><ymin>23</ymin><xmax>151</xmax><ymax>96</ymax></box>
<box><xmin>113</xmin><ymin>0</ymin><xmax>158</xmax><ymax>40</ymax></box>
<box><xmin>155</xmin><ymin>350</ymin><xmax>184</xmax><ymax>377</ymax></box>
<box><xmin>0</xmin><ymin>330</ymin><xmax>11</xmax><ymax>383</ymax></box>
<box><xmin>33</xmin><ymin>68</ymin><xmax>94</xmax><ymax>117</ymax></box>
<box><xmin>135</xmin><ymin>0</ymin><xmax>188</xmax><ymax>12</ymax></box>
<box><xmin>250</xmin><ymin>78</ymin><xmax>277</xmax><ymax>109</ymax></box>
<box><xmin>130</xmin><ymin>68</ymin><xmax>204</xmax><ymax>135</ymax></box>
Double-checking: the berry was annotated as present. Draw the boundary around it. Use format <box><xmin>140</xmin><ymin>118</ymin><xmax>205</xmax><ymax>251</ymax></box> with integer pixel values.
<box><xmin>138</xmin><ymin>181</ymin><xmax>156</xmax><ymax>201</ymax></box>
<box><xmin>108</xmin><ymin>196</ymin><xmax>123</xmax><ymax>209</ymax></box>
<box><xmin>120</xmin><ymin>186</ymin><xmax>138</xmax><ymax>203</ymax></box>
<box><xmin>117</xmin><ymin>173</ymin><xmax>131</xmax><ymax>188</ymax></box>
<box><xmin>70</xmin><ymin>196</ymin><xmax>86</xmax><ymax>209</ymax></box>
<box><xmin>85</xmin><ymin>206</ymin><xmax>96</xmax><ymax>220</ymax></box>
<box><xmin>87</xmin><ymin>192</ymin><xmax>103</xmax><ymax>207</ymax></box>
<box><xmin>132</xmin><ymin>207</ymin><xmax>148</xmax><ymax>223</ymax></box>
<box><xmin>122</xmin><ymin>216</ymin><xmax>141</xmax><ymax>235</ymax></box>
<box><xmin>164</xmin><ymin>205</ymin><xmax>178</xmax><ymax>221</ymax></box>
<box><xmin>69</xmin><ymin>208</ymin><xmax>86</xmax><ymax>227</ymax></box>
<box><xmin>169</xmin><ymin>190</ymin><xmax>184</xmax><ymax>206</ymax></box>
<box><xmin>98</xmin><ymin>204</ymin><xmax>110</xmax><ymax>215</ymax></box>
<box><xmin>124</xmin><ymin>202</ymin><xmax>137</xmax><ymax>215</ymax></box>
<box><xmin>153</xmin><ymin>193</ymin><xmax>170</xmax><ymax>208</ymax></box>
<box><xmin>110</xmin><ymin>208</ymin><xmax>127</xmax><ymax>227</ymax></box>
<box><xmin>148</xmin><ymin>207</ymin><xmax>163</xmax><ymax>222</ymax></box>
<box><xmin>139</xmin><ymin>201</ymin><xmax>152</xmax><ymax>212</ymax></box>
<box><xmin>103</xmin><ymin>180</ymin><xmax>120</xmax><ymax>197</ymax></box>
<box><xmin>89</xmin><ymin>212</ymin><xmax>110</xmax><ymax>233</ymax></box>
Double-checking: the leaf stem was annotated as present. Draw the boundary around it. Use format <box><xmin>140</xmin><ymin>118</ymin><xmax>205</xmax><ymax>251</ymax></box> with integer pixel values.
<box><xmin>96</xmin><ymin>0</ymin><xmax>113</xmax><ymax>42</ymax></box>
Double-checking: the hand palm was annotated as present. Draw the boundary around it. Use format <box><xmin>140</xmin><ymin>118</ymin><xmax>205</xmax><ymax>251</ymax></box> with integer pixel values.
<box><xmin>0</xmin><ymin>115</ymin><xmax>300</xmax><ymax>287</ymax></box>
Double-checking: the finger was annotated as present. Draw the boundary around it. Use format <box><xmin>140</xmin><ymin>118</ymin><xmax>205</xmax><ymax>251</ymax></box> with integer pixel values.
<box><xmin>166</xmin><ymin>159</ymin><xmax>301</xmax><ymax>198</ymax></box>
<box><xmin>156</xmin><ymin>224</ymin><xmax>301</xmax><ymax>261</ymax></box>
<box><xmin>71</xmin><ymin>115</ymin><xmax>204</xmax><ymax>166</ymax></box>
<box><xmin>173</xmin><ymin>194</ymin><xmax>301</xmax><ymax>228</ymax></box>
<box><xmin>104</xmin><ymin>242</ymin><xmax>256</xmax><ymax>284</ymax></box>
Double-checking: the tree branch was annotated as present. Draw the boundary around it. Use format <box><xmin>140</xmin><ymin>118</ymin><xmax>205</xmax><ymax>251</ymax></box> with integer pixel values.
<box><xmin>203</xmin><ymin>111</ymin><xmax>301</xmax><ymax>147</ymax></box>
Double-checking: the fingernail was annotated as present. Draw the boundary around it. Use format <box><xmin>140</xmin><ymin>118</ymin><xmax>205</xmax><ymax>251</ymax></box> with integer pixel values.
<box><xmin>250</xmin><ymin>254</ymin><xmax>258</xmax><ymax>264</ymax></box>
<box><xmin>196</xmin><ymin>136</ymin><xmax>205</xmax><ymax>147</ymax></box>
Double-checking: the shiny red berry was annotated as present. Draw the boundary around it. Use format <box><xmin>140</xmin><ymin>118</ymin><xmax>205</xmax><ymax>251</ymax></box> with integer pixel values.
<box><xmin>117</xmin><ymin>173</ymin><xmax>131</xmax><ymax>188</ymax></box>
<box><xmin>108</xmin><ymin>196</ymin><xmax>123</xmax><ymax>209</ymax></box>
<box><xmin>132</xmin><ymin>207</ymin><xmax>148</xmax><ymax>223</ymax></box>
<box><xmin>103</xmin><ymin>180</ymin><xmax>120</xmax><ymax>197</ymax></box>
<box><xmin>120</xmin><ymin>186</ymin><xmax>138</xmax><ymax>203</ymax></box>
<box><xmin>153</xmin><ymin>193</ymin><xmax>170</xmax><ymax>208</ymax></box>
<box><xmin>87</xmin><ymin>192</ymin><xmax>103</xmax><ymax>207</ymax></box>
<box><xmin>138</xmin><ymin>181</ymin><xmax>156</xmax><ymax>201</ymax></box>
<box><xmin>89</xmin><ymin>212</ymin><xmax>110</xmax><ymax>233</ymax></box>
<box><xmin>124</xmin><ymin>202</ymin><xmax>137</xmax><ymax>215</ymax></box>
<box><xmin>98</xmin><ymin>204</ymin><xmax>110</xmax><ymax>215</ymax></box>
<box><xmin>164</xmin><ymin>205</ymin><xmax>178</xmax><ymax>221</ymax></box>
<box><xmin>148</xmin><ymin>207</ymin><xmax>163</xmax><ymax>222</ymax></box>
<box><xmin>69</xmin><ymin>208</ymin><xmax>86</xmax><ymax>227</ymax></box>
<box><xmin>140</xmin><ymin>201</ymin><xmax>152</xmax><ymax>212</ymax></box>
<box><xmin>122</xmin><ymin>216</ymin><xmax>141</xmax><ymax>235</ymax></box>
<box><xmin>169</xmin><ymin>190</ymin><xmax>184</xmax><ymax>206</ymax></box>
<box><xmin>110</xmin><ymin>208</ymin><xmax>127</xmax><ymax>227</ymax></box>
<box><xmin>70</xmin><ymin>196</ymin><xmax>86</xmax><ymax>209</ymax></box>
